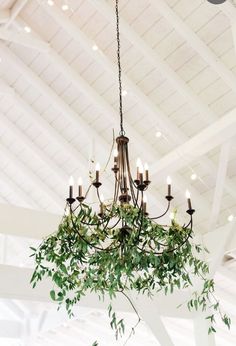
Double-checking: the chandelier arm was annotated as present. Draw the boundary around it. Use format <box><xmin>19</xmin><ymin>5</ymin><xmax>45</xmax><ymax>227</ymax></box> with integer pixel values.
<box><xmin>137</xmin><ymin>215</ymin><xmax>193</xmax><ymax>255</ymax></box>
<box><xmin>182</xmin><ymin>218</ymin><xmax>192</xmax><ymax>230</ymax></box>
<box><xmin>70</xmin><ymin>210</ymin><xmax>122</xmax><ymax>252</ymax></box>
<box><xmin>69</xmin><ymin>209</ymin><xmax>106</xmax><ymax>251</ymax></box>
<box><xmin>96</xmin><ymin>188</ymin><xmax>103</xmax><ymax>204</ymax></box>
<box><xmin>113</xmin><ymin>172</ymin><xmax>120</xmax><ymax>204</ymax></box>
<box><xmin>132</xmin><ymin>193</ymin><xmax>146</xmax><ymax>244</ymax></box>
<box><xmin>115</xmin><ymin>0</ymin><xmax>125</xmax><ymax>135</ymax></box>
<box><xmin>106</xmin><ymin>216</ymin><xmax>122</xmax><ymax>230</ymax></box>
<box><xmin>84</xmin><ymin>183</ymin><xmax>93</xmax><ymax>200</ymax></box>
<box><xmin>149</xmin><ymin>200</ymin><xmax>171</xmax><ymax>220</ymax></box>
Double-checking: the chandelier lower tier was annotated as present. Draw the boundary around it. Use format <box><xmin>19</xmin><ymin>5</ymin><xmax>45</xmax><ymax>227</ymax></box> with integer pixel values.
<box><xmin>66</xmin><ymin>132</ymin><xmax>195</xmax><ymax>255</ymax></box>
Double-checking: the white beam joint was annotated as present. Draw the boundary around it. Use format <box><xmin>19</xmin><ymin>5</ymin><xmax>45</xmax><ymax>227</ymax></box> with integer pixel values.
<box><xmin>208</xmin><ymin>141</ymin><xmax>231</xmax><ymax>231</ymax></box>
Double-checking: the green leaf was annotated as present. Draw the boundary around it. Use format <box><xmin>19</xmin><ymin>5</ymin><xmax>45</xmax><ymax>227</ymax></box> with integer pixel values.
<box><xmin>50</xmin><ymin>290</ymin><xmax>56</xmax><ymax>301</ymax></box>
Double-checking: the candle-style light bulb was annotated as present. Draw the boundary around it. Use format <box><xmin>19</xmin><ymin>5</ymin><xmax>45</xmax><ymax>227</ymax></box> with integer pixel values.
<box><xmin>139</xmin><ymin>163</ymin><xmax>144</xmax><ymax>184</ymax></box>
<box><xmin>136</xmin><ymin>158</ymin><xmax>142</xmax><ymax>168</ymax></box>
<box><xmin>95</xmin><ymin>163</ymin><xmax>100</xmax><ymax>182</ymax></box>
<box><xmin>113</xmin><ymin>148</ymin><xmax>118</xmax><ymax>167</ymax></box>
<box><xmin>78</xmin><ymin>177</ymin><xmax>83</xmax><ymax>197</ymax></box>
<box><xmin>68</xmin><ymin>176</ymin><xmax>74</xmax><ymax>199</ymax></box>
<box><xmin>144</xmin><ymin>163</ymin><xmax>149</xmax><ymax>181</ymax></box>
<box><xmin>113</xmin><ymin>148</ymin><xmax>118</xmax><ymax>158</ymax></box>
<box><xmin>167</xmin><ymin>176</ymin><xmax>172</xmax><ymax>196</ymax></box>
<box><xmin>136</xmin><ymin>158</ymin><xmax>142</xmax><ymax>181</ymax></box>
<box><xmin>186</xmin><ymin>190</ymin><xmax>192</xmax><ymax>210</ymax></box>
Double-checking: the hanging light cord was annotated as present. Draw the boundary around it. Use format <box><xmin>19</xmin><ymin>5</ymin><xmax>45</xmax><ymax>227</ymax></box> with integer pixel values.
<box><xmin>115</xmin><ymin>0</ymin><xmax>125</xmax><ymax>136</ymax></box>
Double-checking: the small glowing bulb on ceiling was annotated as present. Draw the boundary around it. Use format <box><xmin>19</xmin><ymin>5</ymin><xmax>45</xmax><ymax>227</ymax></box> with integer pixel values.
<box><xmin>24</xmin><ymin>26</ymin><xmax>31</xmax><ymax>33</ymax></box>
<box><xmin>156</xmin><ymin>131</ymin><xmax>162</xmax><ymax>138</ymax></box>
<box><xmin>92</xmin><ymin>44</ymin><xmax>98</xmax><ymax>51</ymax></box>
<box><xmin>95</xmin><ymin>162</ymin><xmax>100</xmax><ymax>171</ymax></box>
<box><xmin>62</xmin><ymin>4</ymin><xmax>69</xmax><ymax>11</ymax></box>
<box><xmin>167</xmin><ymin>176</ymin><xmax>172</xmax><ymax>185</ymax></box>
<box><xmin>228</xmin><ymin>214</ymin><xmax>234</xmax><ymax>222</ymax></box>
<box><xmin>47</xmin><ymin>0</ymin><xmax>54</xmax><ymax>6</ymax></box>
<box><xmin>122</xmin><ymin>90</ymin><xmax>128</xmax><ymax>97</ymax></box>
<box><xmin>191</xmin><ymin>173</ymin><xmax>197</xmax><ymax>181</ymax></box>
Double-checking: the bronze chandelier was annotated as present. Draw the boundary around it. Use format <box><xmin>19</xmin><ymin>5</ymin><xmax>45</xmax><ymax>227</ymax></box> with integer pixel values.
<box><xmin>65</xmin><ymin>0</ymin><xmax>195</xmax><ymax>253</ymax></box>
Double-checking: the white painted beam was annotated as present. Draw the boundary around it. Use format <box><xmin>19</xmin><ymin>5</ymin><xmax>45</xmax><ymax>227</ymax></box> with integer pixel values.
<box><xmin>5</xmin><ymin>0</ymin><xmax>28</xmax><ymax>29</ymax></box>
<box><xmin>0</xmin><ymin>42</ymin><xmax>113</xmax><ymax>160</ymax></box>
<box><xmin>1</xmin><ymin>300</ymin><xmax>25</xmax><ymax>320</ymax></box>
<box><xmin>0</xmin><ymin>9</ymin><xmax>10</xmax><ymax>24</ymax></box>
<box><xmin>194</xmin><ymin>316</ymin><xmax>216</xmax><ymax>346</ymax></box>
<box><xmin>132</xmin><ymin>295</ymin><xmax>174</xmax><ymax>346</ymax></box>
<box><xmin>0</xmin><ymin>83</ymin><xmax>89</xmax><ymax>175</ymax></box>
<box><xmin>208</xmin><ymin>142</ymin><xmax>231</xmax><ymax>231</ymax></box>
<box><xmin>0</xmin><ymin>28</ymin><xmax>49</xmax><ymax>51</ymax></box>
<box><xmin>0</xmin><ymin>204</ymin><xmax>60</xmax><ymax>239</ymax></box>
<box><xmin>0</xmin><ymin>320</ymin><xmax>22</xmax><ymax>338</ymax></box>
<box><xmin>218</xmin><ymin>266</ymin><xmax>236</xmax><ymax>283</ymax></box>
<box><xmin>0</xmin><ymin>320</ymin><xmax>22</xmax><ymax>339</ymax></box>
<box><xmin>220</xmin><ymin>1</ymin><xmax>236</xmax><ymax>21</ymax></box>
<box><xmin>0</xmin><ymin>170</ymin><xmax>40</xmax><ymax>209</ymax></box>
<box><xmin>152</xmin><ymin>0</ymin><xmax>236</xmax><ymax>94</ymax></box>
<box><xmin>150</xmin><ymin>108</ymin><xmax>236</xmax><ymax>177</ymax></box>
<box><xmin>0</xmin><ymin>80</ymin><xmax>14</xmax><ymax>96</ymax></box>
<box><xmin>0</xmin><ymin>142</ymin><xmax>63</xmax><ymax>212</ymax></box>
<box><xmin>0</xmin><ymin>264</ymin><xmax>199</xmax><ymax>318</ymax></box>
<box><xmin>0</xmin><ymin>114</ymin><xmax>68</xmax><ymax>182</ymax></box>
<box><xmin>200</xmin><ymin>221</ymin><xmax>236</xmax><ymax>279</ymax></box>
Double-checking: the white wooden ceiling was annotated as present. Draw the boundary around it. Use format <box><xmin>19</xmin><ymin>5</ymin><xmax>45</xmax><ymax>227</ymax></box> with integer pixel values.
<box><xmin>0</xmin><ymin>0</ymin><xmax>236</xmax><ymax>345</ymax></box>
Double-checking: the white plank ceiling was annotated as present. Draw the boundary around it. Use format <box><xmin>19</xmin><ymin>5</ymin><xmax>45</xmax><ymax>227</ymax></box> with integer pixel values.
<box><xmin>0</xmin><ymin>0</ymin><xmax>236</xmax><ymax>345</ymax></box>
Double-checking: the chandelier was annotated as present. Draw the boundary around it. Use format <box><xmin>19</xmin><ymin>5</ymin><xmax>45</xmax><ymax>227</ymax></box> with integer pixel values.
<box><xmin>65</xmin><ymin>0</ymin><xmax>195</xmax><ymax>253</ymax></box>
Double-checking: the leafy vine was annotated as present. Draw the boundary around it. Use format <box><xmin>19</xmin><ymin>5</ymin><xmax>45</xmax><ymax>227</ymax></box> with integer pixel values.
<box><xmin>30</xmin><ymin>204</ymin><xmax>230</xmax><ymax>344</ymax></box>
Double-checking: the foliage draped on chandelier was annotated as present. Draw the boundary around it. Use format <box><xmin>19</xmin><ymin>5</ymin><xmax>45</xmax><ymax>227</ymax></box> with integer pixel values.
<box><xmin>31</xmin><ymin>0</ymin><xmax>230</xmax><ymax>344</ymax></box>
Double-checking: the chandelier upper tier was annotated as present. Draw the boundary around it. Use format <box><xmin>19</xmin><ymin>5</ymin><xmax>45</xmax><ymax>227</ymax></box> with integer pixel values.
<box><xmin>65</xmin><ymin>0</ymin><xmax>195</xmax><ymax>253</ymax></box>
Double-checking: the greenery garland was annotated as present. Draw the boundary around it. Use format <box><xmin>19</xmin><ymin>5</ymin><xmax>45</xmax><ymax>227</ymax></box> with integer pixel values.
<box><xmin>30</xmin><ymin>203</ymin><xmax>230</xmax><ymax>345</ymax></box>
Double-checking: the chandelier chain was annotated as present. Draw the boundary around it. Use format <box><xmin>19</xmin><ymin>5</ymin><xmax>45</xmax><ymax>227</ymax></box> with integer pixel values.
<box><xmin>115</xmin><ymin>0</ymin><xmax>125</xmax><ymax>136</ymax></box>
